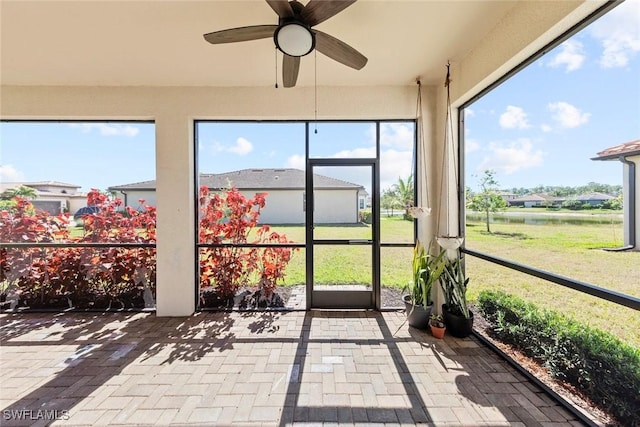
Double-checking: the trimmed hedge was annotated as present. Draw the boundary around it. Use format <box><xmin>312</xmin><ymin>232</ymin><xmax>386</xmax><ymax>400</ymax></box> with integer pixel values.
<box><xmin>477</xmin><ymin>290</ymin><xmax>640</xmax><ymax>426</ymax></box>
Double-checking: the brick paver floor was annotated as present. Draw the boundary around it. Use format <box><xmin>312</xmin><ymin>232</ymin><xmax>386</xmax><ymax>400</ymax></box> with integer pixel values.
<box><xmin>0</xmin><ymin>311</ymin><xmax>583</xmax><ymax>426</ymax></box>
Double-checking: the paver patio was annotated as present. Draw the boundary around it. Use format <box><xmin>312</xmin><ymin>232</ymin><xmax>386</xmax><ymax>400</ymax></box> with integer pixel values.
<box><xmin>0</xmin><ymin>311</ymin><xmax>582</xmax><ymax>426</ymax></box>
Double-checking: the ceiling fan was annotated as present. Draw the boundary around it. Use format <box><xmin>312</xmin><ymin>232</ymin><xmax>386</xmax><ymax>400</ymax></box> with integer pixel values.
<box><xmin>203</xmin><ymin>0</ymin><xmax>368</xmax><ymax>88</ymax></box>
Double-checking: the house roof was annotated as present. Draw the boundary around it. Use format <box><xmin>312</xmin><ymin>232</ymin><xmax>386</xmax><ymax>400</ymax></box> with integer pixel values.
<box><xmin>109</xmin><ymin>169</ymin><xmax>363</xmax><ymax>192</ymax></box>
<box><xmin>1</xmin><ymin>181</ymin><xmax>81</xmax><ymax>189</ymax></box>
<box><xmin>510</xmin><ymin>194</ymin><xmax>549</xmax><ymax>202</ymax></box>
<box><xmin>575</xmin><ymin>192</ymin><xmax>614</xmax><ymax>201</ymax></box>
<box><xmin>0</xmin><ymin>181</ymin><xmax>84</xmax><ymax>197</ymax></box>
<box><xmin>592</xmin><ymin>139</ymin><xmax>640</xmax><ymax>161</ymax></box>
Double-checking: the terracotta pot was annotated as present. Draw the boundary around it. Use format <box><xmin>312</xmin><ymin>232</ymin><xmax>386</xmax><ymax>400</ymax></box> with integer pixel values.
<box><xmin>430</xmin><ymin>324</ymin><xmax>446</xmax><ymax>339</ymax></box>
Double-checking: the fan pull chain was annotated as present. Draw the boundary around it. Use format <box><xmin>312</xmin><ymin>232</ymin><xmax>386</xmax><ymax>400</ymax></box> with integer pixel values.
<box><xmin>314</xmin><ymin>50</ymin><xmax>318</xmax><ymax>134</ymax></box>
<box><xmin>274</xmin><ymin>48</ymin><xmax>278</xmax><ymax>89</ymax></box>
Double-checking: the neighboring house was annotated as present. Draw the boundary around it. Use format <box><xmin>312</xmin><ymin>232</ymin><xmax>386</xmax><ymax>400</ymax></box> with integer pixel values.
<box><xmin>508</xmin><ymin>194</ymin><xmax>552</xmax><ymax>208</ymax></box>
<box><xmin>498</xmin><ymin>191</ymin><xmax>517</xmax><ymax>204</ymax></box>
<box><xmin>109</xmin><ymin>169</ymin><xmax>366</xmax><ymax>224</ymax></box>
<box><xmin>575</xmin><ymin>192</ymin><xmax>614</xmax><ymax>206</ymax></box>
<box><xmin>592</xmin><ymin>139</ymin><xmax>640</xmax><ymax>250</ymax></box>
<box><xmin>0</xmin><ymin>181</ymin><xmax>86</xmax><ymax>215</ymax></box>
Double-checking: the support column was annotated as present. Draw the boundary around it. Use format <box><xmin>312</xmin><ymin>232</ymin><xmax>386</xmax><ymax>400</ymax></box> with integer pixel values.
<box><xmin>155</xmin><ymin>114</ymin><xmax>196</xmax><ymax>316</ymax></box>
<box><xmin>623</xmin><ymin>155</ymin><xmax>640</xmax><ymax>250</ymax></box>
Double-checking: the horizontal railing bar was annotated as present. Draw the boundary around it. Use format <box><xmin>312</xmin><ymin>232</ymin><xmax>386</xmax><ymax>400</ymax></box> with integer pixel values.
<box><xmin>462</xmin><ymin>247</ymin><xmax>640</xmax><ymax>311</ymax></box>
<box><xmin>198</xmin><ymin>243</ymin><xmax>305</xmax><ymax>248</ymax></box>
<box><xmin>198</xmin><ymin>243</ymin><xmax>412</xmax><ymax>248</ymax></box>
<box><xmin>313</xmin><ymin>239</ymin><xmax>371</xmax><ymax>245</ymax></box>
<box><xmin>1</xmin><ymin>242</ymin><xmax>155</xmax><ymax>248</ymax></box>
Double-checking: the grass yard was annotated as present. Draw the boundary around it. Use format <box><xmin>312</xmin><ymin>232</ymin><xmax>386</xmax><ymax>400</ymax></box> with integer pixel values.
<box><xmin>254</xmin><ymin>217</ymin><xmax>414</xmax><ymax>288</ymax></box>
<box><xmin>465</xmin><ymin>216</ymin><xmax>639</xmax><ymax>347</ymax></box>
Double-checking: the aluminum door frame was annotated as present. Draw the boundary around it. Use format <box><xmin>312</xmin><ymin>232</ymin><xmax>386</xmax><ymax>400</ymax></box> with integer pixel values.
<box><xmin>305</xmin><ymin>158</ymin><xmax>380</xmax><ymax>309</ymax></box>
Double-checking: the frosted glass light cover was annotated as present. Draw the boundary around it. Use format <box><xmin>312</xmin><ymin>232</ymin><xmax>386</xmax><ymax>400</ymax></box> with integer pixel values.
<box><xmin>276</xmin><ymin>23</ymin><xmax>313</xmax><ymax>57</ymax></box>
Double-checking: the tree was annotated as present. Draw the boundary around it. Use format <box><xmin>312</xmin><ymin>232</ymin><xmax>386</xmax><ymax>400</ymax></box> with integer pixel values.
<box><xmin>1</xmin><ymin>185</ymin><xmax>37</xmax><ymax>200</ymax></box>
<box><xmin>468</xmin><ymin>170</ymin><xmax>507</xmax><ymax>233</ymax></box>
<box><xmin>394</xmin><ymin>175</ymin><xmax>414</xmax><ymax>220</ymax></box>
<box><xmin>381</xmin><ymin>188</ymin><xmax>400</xmax><ymax>217</ymax></box>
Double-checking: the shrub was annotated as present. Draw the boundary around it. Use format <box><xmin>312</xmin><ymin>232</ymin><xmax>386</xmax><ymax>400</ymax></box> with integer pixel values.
<box><xmin>359</xmin><ymin>210</ymin><xmax>372</xmax><ymax>224</ymax></box>
<box><xmin>477</xmin><ymin>290</ymin><xmax>640</xmax><ymax>426</ymax></box>
<box><xmin>561</xmin><ymin>199</ymin><xmax>584</xmax><ymax>210</ymax></box>
<box><xmin>198</xmin><ymin>186</ymin><xmax>295</xmax><ymax>299</ymax></box>
<box><xmin>601</xmin><ymin>196</ymin><xmax>622</xmax><ymax>210</ymax></box>
<box><xmin>1</xmin><ymin>192</ymin><xmax>156</xmax><ymax>310</ymax></box>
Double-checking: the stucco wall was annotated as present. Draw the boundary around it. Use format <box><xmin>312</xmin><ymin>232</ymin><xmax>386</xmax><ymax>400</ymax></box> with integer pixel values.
<box><xmin>314</xmin><ymin>190</ymin><xmax>359</xmax><ymax>224</ymax></box>
<box><xmin>239</xmin><ymin>189</ymin><xmax>305</xmax><ymax>225</ymax></box>
<box><xmin>113</xmin><ymin>190</ymin><xmax>157</xmax><ymax>210</ymax></box>
<box><xmin>115</xmin><ymin>188</ymin><xmax>358</xmax><ymax>225</ymax></box>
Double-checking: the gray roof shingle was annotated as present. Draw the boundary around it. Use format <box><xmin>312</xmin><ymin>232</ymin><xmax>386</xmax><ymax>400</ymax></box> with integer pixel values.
<box><xmin>108</xmin><ymin>169</ymin><xmax>363</xmax><ymax>191</ymax></box>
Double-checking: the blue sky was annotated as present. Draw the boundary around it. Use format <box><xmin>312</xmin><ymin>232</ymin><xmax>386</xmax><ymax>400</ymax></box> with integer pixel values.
<box><xmin>464</xmin><ymin>0</ymin><xmax>640</xmax><ymax>191</ymax></box>
<box><xmin>1</xmin><ymin>1</ymin><xmax>638</xmax><ymax>195</ymax></box>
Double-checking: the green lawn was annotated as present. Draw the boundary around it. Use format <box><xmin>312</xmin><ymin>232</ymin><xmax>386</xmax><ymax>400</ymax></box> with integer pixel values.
<box><xmin>465</xmin><ymin>217</ymin><xmax>639</xmax><ymax>347</ymax></box>
<box><xmin>218</xmin><ymin>217</ymin><xmax>415</xmax><ymax>288</ymax></box>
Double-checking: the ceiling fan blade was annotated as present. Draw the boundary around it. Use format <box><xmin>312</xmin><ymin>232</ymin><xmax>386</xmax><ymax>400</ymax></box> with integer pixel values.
<box><xmin>301</xmin><ymin>0</ymin><xmax>356</xmax><ymax>27</ymax></box>
<box><xmin>203</xmin><ymin>25</ymin><xmax>278</xmax><ymax>44</ymax></box>
<box><xmin>314</xmin><ymin>30</ymin><xmax>367</xmax><ymax>70</ymax></box>
<box><xmin>266</xmin><ymin>0</ymin><xmax>293</xmax><ymax>18</ymax></box>
<box><xmin>282</xmin><ymin>54</ymin><xmax>300</xmax><ymax>88</ymax></box>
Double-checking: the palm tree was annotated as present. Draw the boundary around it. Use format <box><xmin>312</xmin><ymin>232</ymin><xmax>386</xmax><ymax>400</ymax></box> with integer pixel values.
<box><xmin>0</xmin><ymin>185</ymin><xmax>37</xmax><ymax>200</ymax></box>
<box><xmin>394</xmin><ymin>175</ymin><xmax>414</xmax><ymax>220</ymax></box>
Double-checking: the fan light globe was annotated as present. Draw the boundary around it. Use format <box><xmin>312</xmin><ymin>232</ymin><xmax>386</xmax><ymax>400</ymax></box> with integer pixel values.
<box><xmin>275</xmin><ymin>23</ymin><xmax>314</xmax><ymax>57</ymax></box>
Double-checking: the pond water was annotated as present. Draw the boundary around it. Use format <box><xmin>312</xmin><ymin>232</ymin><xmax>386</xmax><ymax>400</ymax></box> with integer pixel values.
<box><xmin>466</xmin><ymin>213</ymin><xmax>622</xmax><ymax>226</ymax></box>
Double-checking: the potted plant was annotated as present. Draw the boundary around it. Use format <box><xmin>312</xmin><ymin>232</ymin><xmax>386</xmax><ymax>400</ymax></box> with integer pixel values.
<box><xmin>440</xmin><ymin>249</ymin><xmax>474</xmax><ymax>338</ymax></box>
<box><xmin>402</xmin><ymin>241</ymin><xmax>446</xmax><ymax>329</ymax></box>
<box><xmin>429</xmin><ymin>313</ymin><xmax>446</xmax><ymax>339</ymax></box>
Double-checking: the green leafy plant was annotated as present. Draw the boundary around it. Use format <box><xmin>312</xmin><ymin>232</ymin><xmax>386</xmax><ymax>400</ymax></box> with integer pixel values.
<box><xmin>402</xmin><ymin>241</ymin><xmax>446</xmax><ymax>309</ymax></box>
<box><xmin>429</xmin><ymin>313</ymin><xmax>445</xmax><ymax>328</ymax></box>
<box><xmin>198</xmin><ymin>186</ymin><xmax>296</xmax><ymax>300</ymax></box>
<box><xmin>440</xmin><ymin>250</ymin><xmax>471</xmax><ymax>318</ymax></box>
<box><xmin>477</xmin><ymin>290</ymin><xmax>640</xmax><ymax>426</ymax></box>
<box><xmin>1</xmin><ymin>191</ymin><xmax>156</xmax><ymax>310</ymax></box>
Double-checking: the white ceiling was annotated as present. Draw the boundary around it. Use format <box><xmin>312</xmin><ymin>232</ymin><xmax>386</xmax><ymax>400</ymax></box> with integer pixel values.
<box><xmin>1</xmin><ymin>0</ymin><xmax>519</xmax><ymax>88</ymax></box>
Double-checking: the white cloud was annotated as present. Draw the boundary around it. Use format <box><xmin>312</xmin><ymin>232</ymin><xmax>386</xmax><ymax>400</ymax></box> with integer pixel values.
<box><xmin>227</xmin><ymin>137</ymin><xmax>253</xmax><ymax>155</ymax></box>
<box><xmin>332</xmin><ymin>147</ymin><xmax>376</xmax><ymax>158</ymax></box>
<box><xmin>465</xmin><ymin>139</ymin><xmax>480</xmax><ymax>153</ymax></box>
<box><xmin>68</xmin><ymin>123</ymin><xmax>139</xmax><ymax>137</ymax></box>
<box><xmin>380</xmin><ymin>123</ymin><xmax>414</xmax><ymax>149</ymax></box>
<box><xmin>548</xmin><ymin>101</ymin><xmax>590</xmax><ymax>128</ymax></box>
<box><xmin>285</xmin><ymin>154</ymin><xmax>305</xmax><ymax>170</ymax></box>
<box><xmin>499</xmin><ymin>106</ymin><xmax>531</xmax><ymax>129</ymax></box>
<box><xmin>540</xmin><ymin>124</ymin><xmax>553</xmax><ymax>133</ymax></box>
<box><xmin>317</xmin><ymin>145</ymin><xmax>412</xmax><ymax>191</ymax></box>
<box><xmin>590</xmin><ymin>0</ymin><xmax>640</xmax><ymax>68</ymax></box>
<box><xmin>478</xmin><ymin>139</ymin><xmax>544</xmax><ymax>174</ymax></box>
<box><xmin>212</xmin><ymin>137</ymin><xmax>254</xmax><ymax>156</ymax></box>
<box><xmin>0</xmin><ymin>164</ymin><xmax>25</xmax><ymax>182</ymax></box>
<box><xmin>380</xmin><ymin>149</ymin><xmax>413</xmax><ymax>191</ymax></box>
<box><xmin>464</xmin><ymin>108</ymin><xmax>476</xmax><ymax>118</ymax></box>
<box><xmin>547</xmin><ymin>40</ymin><xmax>586</xmax><ymax>72</ymax></box>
